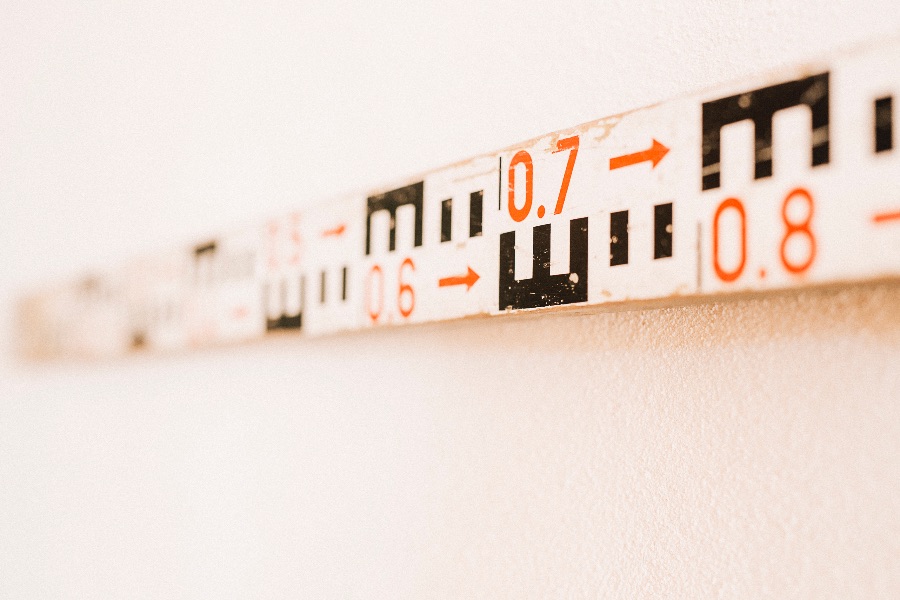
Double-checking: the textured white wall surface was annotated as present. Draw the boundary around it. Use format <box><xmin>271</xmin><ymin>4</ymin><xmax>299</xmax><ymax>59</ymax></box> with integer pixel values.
<box><xmin>1</xmin><ymin>1</ymin><xmax>899</xmax><ymax>598</ymax></box>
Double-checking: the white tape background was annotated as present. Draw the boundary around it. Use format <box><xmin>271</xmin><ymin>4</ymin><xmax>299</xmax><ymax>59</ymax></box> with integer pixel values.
<box><xmin>1</xmin><ymin>2</ymin><xmax>899</xmax><ymax>598</ymax></box>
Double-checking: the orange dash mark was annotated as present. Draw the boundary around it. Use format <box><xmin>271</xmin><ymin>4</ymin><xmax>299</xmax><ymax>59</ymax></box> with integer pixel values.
<box><xmin>322</xmin><ymin>224</ymin><xmax>346</xmax><ymax>237</ymax></box>
<box><xmin>873</xmin><ymin>210</ymin><xmax>900</xmax><ymax>224</ymax></box>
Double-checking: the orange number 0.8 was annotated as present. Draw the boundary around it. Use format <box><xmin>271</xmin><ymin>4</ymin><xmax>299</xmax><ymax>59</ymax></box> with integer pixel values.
<box><xmin>712</xmin><ymin>198</ymin><xmax>747</xmax><ymax>282</ymax></box>
<box><xmin>780</xmin><ymin>187</ymin><xmax>816</xmax><ymax>274</ymax></box>
<box><xmin>712</xmin><ymin>188</ymin><xmax>817</xmax><ymax>283</ymax></box>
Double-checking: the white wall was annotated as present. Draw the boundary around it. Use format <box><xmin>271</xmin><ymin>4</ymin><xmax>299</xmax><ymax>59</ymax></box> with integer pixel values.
<box><xmin>1</xmin><ymin>2</ymin><xmax>899</xmax><ymax>598</ymax></box>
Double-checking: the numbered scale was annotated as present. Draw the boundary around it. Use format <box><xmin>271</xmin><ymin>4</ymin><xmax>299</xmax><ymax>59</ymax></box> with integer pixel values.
<box><xmin>18</xmin><ymin>37</ymin><xmax>900</xmax><ymax>359</ymax></box>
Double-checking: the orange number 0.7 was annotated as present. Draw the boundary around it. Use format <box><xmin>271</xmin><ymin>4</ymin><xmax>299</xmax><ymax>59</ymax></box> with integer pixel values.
<box><xmin>508</xmin><ymin>135</ymin><xmax>579</xmax><ymax>222</ymax></box>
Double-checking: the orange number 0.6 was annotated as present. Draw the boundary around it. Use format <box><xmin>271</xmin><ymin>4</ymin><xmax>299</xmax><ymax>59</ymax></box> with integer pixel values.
<box><xmin>365</xmin><ymin>258</ymin><xmax>416</xmax><ymax>323</ymax></box>
<box><xmin>397</xmin><ymin>258</ymin><xmax>415</xmax><ymax>318</ymax></box>
<box><xmin>508</xmin><ymin>136</ymin><xmax>579</xmax><ymax>222</ymax></box>
<box><xmin>365</xmin><ymin>265</ymin><xmax>384</xmax><ymax>322</ymax></box>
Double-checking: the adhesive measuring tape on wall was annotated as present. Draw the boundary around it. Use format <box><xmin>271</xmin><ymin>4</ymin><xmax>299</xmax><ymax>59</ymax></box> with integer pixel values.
<box><xmin>18</xmin><ymin>37</ymin><xmax>900</xmax><ymax>360</ymax></box>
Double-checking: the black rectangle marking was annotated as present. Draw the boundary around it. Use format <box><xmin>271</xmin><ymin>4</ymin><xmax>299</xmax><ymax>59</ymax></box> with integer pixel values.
<box><xmin>498</xmin><ymin>157</ymin><xmax>502</xmax><ymax>211</ymax></box>
<box><xmin>701</xmin><ymin>73</ymin><xmax>829</xmax><ymax>190</ymax></box>
<box><xmin>876</xmin><ymin>96</ymin><xmax>893</xmax><ymax>153</ymax></box>
<box><xmin>441</xmin><ymin>199</ymin><xmax>452</xmax><ymax>242</ymax></box>
<box><xmin>194</xmin><ymin>241</ymin><xmax>217</xmax><ymax>256</ymax></box>
<box><xmin>265</xmin><ymin>276</ymin><xmax>304</xmax><ymax>331</ymax></box>
<box><xmin>320</xmin><ymin>271</ymin><xmax>327</xmax><ymax>304</ymax></box>
<box><xmin>654</xmin><ymin>203</ymin><xmax>673</xmax><ymax>259</ymax></box>
<box><xmin>341</xmin><ymin>266</ymin><xmax>347</xmax><ymax>301</ymax></box>
<box><xmin>610</xmin><ymin>210</ymin><xmax>629</xmax><ymax>266</ymax></box>
<box><xmin>365</xmin><ymin>181</ymin><xmax>423</xmax><ymax>255</ymax></box>
<box><xmin>498</xmin><ymin>218</ymin><xmax>588</xmax><ymax>310</ymax></box>
<box><xmin>469</xmin><ymin>190</ymin><xmax>483</xmax><ymax>237</ymax></box>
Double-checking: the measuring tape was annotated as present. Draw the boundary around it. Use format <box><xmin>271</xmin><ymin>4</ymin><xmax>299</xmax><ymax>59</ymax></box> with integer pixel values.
<box><xmin>18</xmin><ymin>37</ymin><xmax>900</xmax><ymax>359</ymax></box>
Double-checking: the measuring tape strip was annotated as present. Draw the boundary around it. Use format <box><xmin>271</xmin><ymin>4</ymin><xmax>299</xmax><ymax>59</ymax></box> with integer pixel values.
<box><xmin>18</xmin><ymin>37</ymin><xmax>900</xmax><ymax>359</ymax></box>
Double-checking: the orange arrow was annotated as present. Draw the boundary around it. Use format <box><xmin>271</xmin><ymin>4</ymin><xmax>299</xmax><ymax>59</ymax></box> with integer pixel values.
<box><xmin>322</xmin><ymin>223</ymin><xmax>346</xmax><ymax>237</ymax></box>
<box><xmin>609</xmin><ymin>138</ymin><xmax>670</xmax><ymax>170</ymax></box>
<box><xmin>439</xmin><ymin>266</ymin><xmax>480</xmax><ymax>291</ymax></box>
